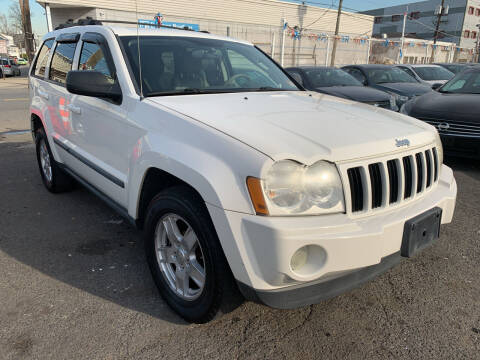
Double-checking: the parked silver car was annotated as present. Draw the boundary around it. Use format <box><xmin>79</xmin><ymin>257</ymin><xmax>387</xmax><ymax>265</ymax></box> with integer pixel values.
<box><xmin>395</xmin><ymin>64</ymin><xmax>454</xmax><ymax>87</ymax></box>
<box><xmin>0</xmin><ymin>58</ymin><xmax>21</xmax><ymax>77</ymax></box>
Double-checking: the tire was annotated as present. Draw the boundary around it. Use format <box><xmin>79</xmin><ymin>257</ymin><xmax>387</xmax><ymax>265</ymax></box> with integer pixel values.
<box><xmin>144</xmin><ymin>185</ymin><xmax>243</xmax><ymax>323</ymax></box>
<box><xmin>35</xmin><ymin>128</ymin><xmax>75</xmax><ymax>193</ymax></box>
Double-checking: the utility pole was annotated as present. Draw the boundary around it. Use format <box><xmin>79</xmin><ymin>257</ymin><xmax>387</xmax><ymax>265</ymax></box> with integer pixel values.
<box><xmin>397</xmin><ymin>12</ymin><xmax>407</xmax><ymax>64</ymax></box>
<box><xmin>330</xmin><ymin>0</ymin><xmax>343</xmax><ymax>66</ymax></box>
<box><xmin>19</xmin><ymin>0</ymin><xmax>35</xmax><ymax>63</ymax></box>
<box><xmin>431</xmin><ymin>0</ymin><xmax>445</xmax><ymax>63</ymax></box>
<box><xmin>476</xmin><ymin>24</ymin><xmax>480</xmax><ymax>63</ymax></box>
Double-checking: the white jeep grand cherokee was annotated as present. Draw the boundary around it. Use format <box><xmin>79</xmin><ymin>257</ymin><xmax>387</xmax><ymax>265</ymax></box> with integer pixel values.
<box><xmin>29</xmin><ymin>25</ymin><xmax>456</xmax><ymax>323</ymax></box>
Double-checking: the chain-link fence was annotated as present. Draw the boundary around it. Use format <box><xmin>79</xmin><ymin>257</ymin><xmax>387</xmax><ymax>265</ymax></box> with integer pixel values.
<box><xmin>197</xmin><ymin>19</ymin><xmax>476</xmax><ymax>66</ymax></box>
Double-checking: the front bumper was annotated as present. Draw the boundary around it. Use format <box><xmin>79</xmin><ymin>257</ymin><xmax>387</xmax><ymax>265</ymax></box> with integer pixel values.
<box><xmin>207</xmin><ymin>165</ymin><xmax>456</xmax><ymax>309</ymax></box>
<box><xmin>441</xmin><ymin>134</ymin><xmax>480</xmax><ymax>159</ymax></box>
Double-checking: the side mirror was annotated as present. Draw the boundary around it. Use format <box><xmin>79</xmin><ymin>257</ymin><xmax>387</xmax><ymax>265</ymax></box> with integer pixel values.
<box><xmin>289</xmin><ymin>72</ymin><xmax>304</xmax><ymax>86</ymax></box>
<box><xmin>431</xmin><ymin>83</ymin><xmax>442</xmax><ymax>90</ymax></box>
<box><xmin>66</xmin><ymin>71</ymin><xmax>122</xmax><ymax>103</ymax></box>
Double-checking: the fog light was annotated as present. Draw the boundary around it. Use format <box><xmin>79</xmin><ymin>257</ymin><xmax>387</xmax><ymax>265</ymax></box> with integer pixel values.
<box><xmin>290</xmin><ymin>245</ymin><xmax>327</xmax><ymax>276</ymax></box>
<box><xmin>290</xmin><ymin>247</ymin><xmax>308</xmax><ymax>271</ymax></box>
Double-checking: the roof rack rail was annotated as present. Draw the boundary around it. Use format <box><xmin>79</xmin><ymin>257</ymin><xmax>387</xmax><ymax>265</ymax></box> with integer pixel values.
<box><xmin>54</xmin><ymin>17</ymin><xmax>209</xmax><ymax>33</ymax></box>
<box><xmin>55</xmin><ymin>17</ymin><xmax>102</xmax><ymax>30</ymax></box>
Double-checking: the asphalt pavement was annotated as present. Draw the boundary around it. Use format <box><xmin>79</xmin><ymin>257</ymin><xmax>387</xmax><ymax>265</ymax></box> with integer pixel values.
<box><xmin>0</xmin><ymin>71</ymin><xmax>479</xmax><ymax>359</ymax></box>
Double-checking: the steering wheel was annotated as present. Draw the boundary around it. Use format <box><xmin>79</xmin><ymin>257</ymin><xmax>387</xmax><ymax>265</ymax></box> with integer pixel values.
<box><xmin>225</xmin><ymin>74</ymin><xmax>251</xmax><ymax>88</ymax></box>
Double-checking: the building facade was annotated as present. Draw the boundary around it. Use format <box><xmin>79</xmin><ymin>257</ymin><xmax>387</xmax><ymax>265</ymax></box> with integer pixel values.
<box><xmin>363</xmin><ymin>0</ymin><xmax>480</xmax><ymax>49</ymax></box>
<box><xmin>36</xmin><ymin>0</ymin><xmax>374</xmax><ymax>66</ymax></box>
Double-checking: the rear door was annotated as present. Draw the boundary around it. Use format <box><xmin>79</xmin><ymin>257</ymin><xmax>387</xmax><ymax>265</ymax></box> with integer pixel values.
<box><xmin>41</xmin><ymin>33</ymin><xmax>79</xmax><ymax>165</ymax></box>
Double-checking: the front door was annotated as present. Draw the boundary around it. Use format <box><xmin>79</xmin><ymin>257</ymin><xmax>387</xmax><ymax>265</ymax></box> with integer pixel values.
<box><xmin>63</xmin><ymin>34</ymin><xmax>137</xmax><ymax>208</ymax></box>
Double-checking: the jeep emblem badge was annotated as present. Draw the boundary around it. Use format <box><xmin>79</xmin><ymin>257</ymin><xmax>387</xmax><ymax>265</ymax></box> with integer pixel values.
<box><xmin>395</xmin><ymin>138</ymin><xmax>410</xmax><ymax>147</ymax></box>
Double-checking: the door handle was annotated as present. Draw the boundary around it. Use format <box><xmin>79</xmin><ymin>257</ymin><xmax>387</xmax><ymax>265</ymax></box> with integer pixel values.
<box><xmin>38</xmin><ymin>89</ymin><xmax>49</xmax><ymax>100</ymax></box>
<box><xmin>67</xmin><ymin>104</ymin><xmax>82</xmax><ymax>115</ymax></box>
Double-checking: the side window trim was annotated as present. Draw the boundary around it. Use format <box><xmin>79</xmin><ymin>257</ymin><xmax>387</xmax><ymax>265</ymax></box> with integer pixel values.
<box><xmin>48</xmin><ymin>40</ymin><xmax>79</xmax><ymax>87</ymax></box>
<box><xmin>31</xmin><ymin>37</ymin><xmax>55</xmax><ymax>80</ymax></box>
<box><xmin>79</xmin><ymin>32</ymin><xmax>118</xmax><ymax>81</ymax></box>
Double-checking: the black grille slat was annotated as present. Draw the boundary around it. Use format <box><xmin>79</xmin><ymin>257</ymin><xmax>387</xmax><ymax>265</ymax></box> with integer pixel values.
<box><xmin>347</xmin><ymin>167</ymin><xmax>364</xmax><ymax>212</ymax></box>
<box><xmin>432</xmin><ymin>147</ymin><xmax>439</xmax><ymax>181</ymax></box>
<box><xmin>368</xmin><ymin>163</ymin><xmax>383</xmax><ymax>209</ymax></box>
<box><xmin>415</xmin><ymin>153</ymin><xmax>423</xmax><ymax>193</ymax></box>
<box><xmin>347</xmin><ymin>148</ymin><xmax>436</xmax><ymax>214</ymax></box>
<box><xmin>403</xmin><ymin>156</ymin><xmax>413</xmax><ymax>199</ymax></box>
<box><xmin>425</xmin><ymin>150</ymin><xmax>432</xmax><ymax>188</ymax></box>
<box><xmin>387</xmin><ymin>160</ymin><xmax>399</xmax><ymax>204</ymax></box>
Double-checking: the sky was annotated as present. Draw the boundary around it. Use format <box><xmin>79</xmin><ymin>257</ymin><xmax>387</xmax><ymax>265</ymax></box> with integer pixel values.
<box><xmin>0</xmin><ymin>0</ymin><xmax>414</xmax><ymax>38</ymax></box>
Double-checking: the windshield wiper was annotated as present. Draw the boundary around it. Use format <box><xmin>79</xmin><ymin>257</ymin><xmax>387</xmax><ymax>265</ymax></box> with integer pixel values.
<box><xmin>145</xmin><ymin>88</ymin><xmax>230</xmax><ymax>97</ymax></box>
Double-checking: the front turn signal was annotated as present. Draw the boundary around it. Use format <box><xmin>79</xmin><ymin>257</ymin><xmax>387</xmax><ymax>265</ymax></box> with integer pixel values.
<box><xmin>246</xmin><ymin>177</ymin><xmax>269</xmax><ymax>216</ymax></box>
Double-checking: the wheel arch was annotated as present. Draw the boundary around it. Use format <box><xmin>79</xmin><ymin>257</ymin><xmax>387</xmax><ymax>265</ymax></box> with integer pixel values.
<box><xmin>135</xmin><ymin>167</ymin><xmax>210</xmax><ymax>229</ymax></box>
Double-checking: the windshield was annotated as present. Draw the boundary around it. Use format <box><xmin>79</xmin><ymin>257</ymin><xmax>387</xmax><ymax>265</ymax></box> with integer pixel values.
<box><xmin>442</xmin><ymin>64</ymin><xmax>465</xmax><ymax>74</ymax></box>
<box><xmin>304</xmin><ymin>68</ymin><xmax>362</xmax><ymax>87</ymax></box>
<box><xmin>120</xmin><ymin>36</ymin><xmax>299</xmax><ymax>96</ymax></box>
<box><xmin>439</xmin><ymin>70</ymin><xmax>480</xmax><ymax>94</ymax></box>
<box><xmin>413</xmin><ymin>66</ymin><xmax>454</xmax><ymax>81</ymax></box>
<box><xmin>366</xmin><ymin>67</ymin><xmax>418</xmax><ymax>84</ymax></box>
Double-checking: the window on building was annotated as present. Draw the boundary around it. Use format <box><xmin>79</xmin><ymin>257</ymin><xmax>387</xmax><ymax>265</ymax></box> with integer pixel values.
<box><xmin>464</xmin><ymin>30</ymin><xmax>470</xmax><ymax>38</ymax></box>
<box><xmin>468</xmin><ymin>6</ymin><xmax>474</xmax><ymax>15</ymax></box>
<box><xmin>374</xmin><ymin>16</ymin><xmax>383</xmax><ymax>24</ymax></box>
<box><xmin>49</xmin><ymin>42</ymin><xmax>77</xmax><ymax>84</ymax></box>
<box><xmin>472</xmin><ymin>31</ymin><xmax>477</xmax><ymax>39</ymax></box>
<box><xmin>392</xmin><ymin>14</ymin><xmax>402</xmax><ymax>22</ymax></box>
<box><xmin>33</xmin><ymin>39</ymin><xmax>54</xmax><ymax>77</ymax></box>
<box><xmin>476</xmin><ymin>8</ymin><xmax>480</xmax><ymax>16</ymax></box>
<box><xmin>409</xmin><ymin>11</ymin><xmax>420</xmax><ymax>20</ymax></box>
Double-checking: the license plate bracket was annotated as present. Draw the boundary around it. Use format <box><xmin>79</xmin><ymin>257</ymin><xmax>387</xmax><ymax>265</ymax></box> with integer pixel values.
<box><xmin>401</xmin><ymin>207</ymin><xmax>442</xmax><ymax>258</ymax></box>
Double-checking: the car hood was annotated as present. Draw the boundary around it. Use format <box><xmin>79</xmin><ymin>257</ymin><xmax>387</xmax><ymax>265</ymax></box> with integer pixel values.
<box><xmin>374</xmin><ymin>82</ymin><xmax>432</xmax><ymax>96</ymax></box>
<box><xmin>314</xmin><ymin>86</ymin><xmax>391</xmax><ymax>103</ymax></box>
<box><xmin>149</xmin><ymin>91</ymin><xmax>435</xmax><ymax>164</ymax></box>
<box><xmin>409</xmin><ymin>91</ymin><xmax>480</xmax><ymax>123</ymax></box>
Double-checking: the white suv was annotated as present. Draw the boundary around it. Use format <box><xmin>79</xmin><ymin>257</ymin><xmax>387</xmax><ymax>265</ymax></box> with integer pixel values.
<box><xmin>29</xmin><ymin>25</ymin><xmax>457</xmax><ymax>323</ymax></box>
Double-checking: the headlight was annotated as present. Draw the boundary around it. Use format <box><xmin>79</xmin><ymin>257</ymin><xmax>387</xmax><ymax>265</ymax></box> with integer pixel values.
<box><xmin>389</xmin><ymin>95</ymin><xmax>397</xmax><ymax>110</ymax></box>
<box><xmin>396</xmin><ymin>94</ymin><xmax>409</xmax><ymax>105</ymax></box>
<box><xmin>255</xmin><ymin>160</ymin><xmax>345</xmax><ymax>215</ymax></box>
<box><xmin>434</xmin><ymin>130</ymin><xmax>444</xmax><ymax>166</ymax></box>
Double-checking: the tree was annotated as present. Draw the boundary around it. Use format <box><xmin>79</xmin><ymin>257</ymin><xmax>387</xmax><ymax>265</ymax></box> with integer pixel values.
<box><xmin>0</xmin><ymin>14</ymin><xmax>12</xmax><ymax>35</ymax></box>
<box><xmin>8</xmin><ymin>1</ymin><xmax>24</xmax><ymax>34</ymax></box>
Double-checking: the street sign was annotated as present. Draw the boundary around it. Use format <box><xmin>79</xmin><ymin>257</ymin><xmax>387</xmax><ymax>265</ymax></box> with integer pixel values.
<box><xmin>138</xmin><ymin>19</ymin><xmax>199</xmax><ymax>31</ymax></box>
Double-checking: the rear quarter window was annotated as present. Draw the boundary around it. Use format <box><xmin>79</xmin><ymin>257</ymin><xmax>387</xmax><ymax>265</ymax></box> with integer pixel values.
<box><xmin>33</xmin><ymin>39</ymin><xmax>54</xmax><ymax>77</ymax></box>
<box><xmin>49</xmin><ymin>42</ymin><xmax>77</xmax><ymax>84</ymax></box>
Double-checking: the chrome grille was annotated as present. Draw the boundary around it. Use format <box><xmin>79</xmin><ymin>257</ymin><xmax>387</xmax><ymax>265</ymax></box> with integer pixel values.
<box><xmin>344</xmin><ymin>146</ymin><xmax>439</xmax><ymax>214</ymax></box>
<box><xmin>421</xmin><ymin>119</ymin><xmax>480</xmax><ymax>138</ymax></box>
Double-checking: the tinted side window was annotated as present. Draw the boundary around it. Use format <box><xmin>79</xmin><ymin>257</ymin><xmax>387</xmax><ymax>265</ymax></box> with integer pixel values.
<box><xmin>400</xmin><ymin>67</ymin><xmax>416</xmax><ymax>78</ymax></box>
<box><xmin>49</xmin><ymin>42</ymin><xmax>77</xmax><ymax>84</ymax></box>
<box><xmin>34</xmin><ymin>39</ymin><xmax>54</xmax><ymax>77</ymax></box>
<box><xmin>347</xmin><ymin>68</ymin><xmax>366</xmax><ymax>83</ymax></box>
<box><xmin>79</xmin><ymin>42</ymin><xmax>113</xmax><ymax>80</ymax></box>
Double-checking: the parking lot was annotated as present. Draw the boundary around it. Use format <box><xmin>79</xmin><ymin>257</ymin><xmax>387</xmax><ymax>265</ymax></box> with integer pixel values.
<box><xmin>0</xmin><ymin>72</ymin><xmax>479</xmax><ymax>359</ymax></box>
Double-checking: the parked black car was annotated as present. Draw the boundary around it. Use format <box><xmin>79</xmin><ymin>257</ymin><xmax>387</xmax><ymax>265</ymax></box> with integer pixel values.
<box><xmin>286</xmin><ymin>66</ymin><xmax>395</xmax><ymax>110</ymax></box>
<box><xmin>342</xmin><ymin>64</ymin><xmax>432</xmax><ymax>109</ymax></box>
<box><xmin>434</xmin><ymin>63</ymin><xmax>472</xmax><ymax>74</ymax></box>
<box><xmin>401</xmin><ymin>66</ymin><xmax>480</xmax><ymax>158</ymax></box>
